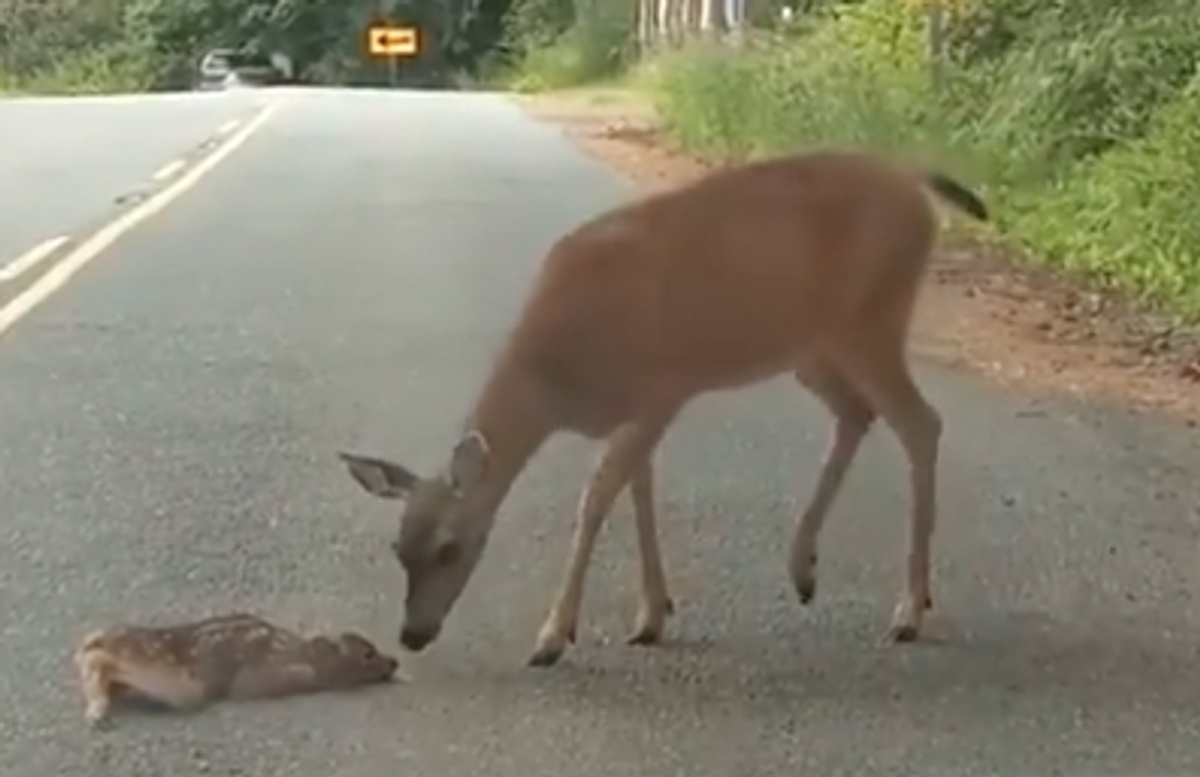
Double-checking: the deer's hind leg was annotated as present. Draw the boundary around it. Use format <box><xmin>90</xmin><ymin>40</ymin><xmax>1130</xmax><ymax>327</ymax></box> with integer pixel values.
<box><xmin>75</xmin><ymin>647</ymin><xmax>117</xmax><ymax>728</ymax></box>
<box><xmin>626</xmin><ymin>457</ymin><xmax>674</xmax><ymax>647</ymax></box>
<box><xmin>790</xmin><ymin>357</ymin><xmax>877</xmax><ymax>605</ymax></box>
<box><xmin>826</xmin><ymin>330</ymin><xmax>941</xmax><ymax>643</ymax></box>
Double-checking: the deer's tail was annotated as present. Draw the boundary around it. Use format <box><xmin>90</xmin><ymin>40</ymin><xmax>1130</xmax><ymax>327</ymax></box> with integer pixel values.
<box><xmin>922</xmin><ymin>171</ymin><xmax>989</xmax><ymax>221</ymax></box>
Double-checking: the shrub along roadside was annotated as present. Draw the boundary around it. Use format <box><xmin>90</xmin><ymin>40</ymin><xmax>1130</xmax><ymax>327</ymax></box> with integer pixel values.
<box><xmin>644</xmin><ymin>0</ymin><xmax>1200</xmax><ymax>323</ymax></box>
<box><xmin>498</xmin><ymin>0</ymin><xmax>639</xmax><ymax>92</ymax></box>
<box><xmin>2</xmin><ymin>43</ymin><xmax>156</xmax><ymax>96</ymax></box>
<box><xmin>1012</xmin><ymin>73</ymin><xmax>1200</xmax><ymax>314</ymax></box>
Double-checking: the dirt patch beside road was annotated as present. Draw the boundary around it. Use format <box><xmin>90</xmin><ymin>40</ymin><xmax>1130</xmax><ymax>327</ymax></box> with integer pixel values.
<box><xmin>515</xmin><ymin>90</ymin><xmax>1200</xmax><ymax>425</ymax></box>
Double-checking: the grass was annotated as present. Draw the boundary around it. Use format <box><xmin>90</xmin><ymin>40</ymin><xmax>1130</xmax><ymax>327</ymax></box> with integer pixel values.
<box><xmin>630</xmin><ymin>0</ymin><xmax>1200</xmax><ymax>322</ymax></box>
<box><xmin>0</xmin><ymin>43</ymin><xmax>156</xmax><ymax>96</ymax></box>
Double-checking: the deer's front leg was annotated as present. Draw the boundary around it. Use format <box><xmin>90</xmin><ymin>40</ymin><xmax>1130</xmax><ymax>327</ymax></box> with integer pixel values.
<box><xmin>626</xmin><ymin>458</ymin><xmax>674</xmax><ymax>646</ymax></box>
<box><xmin>529</xmin><ymin>420</ymin><xmax>668</xmax><ymax>668</ymax></box>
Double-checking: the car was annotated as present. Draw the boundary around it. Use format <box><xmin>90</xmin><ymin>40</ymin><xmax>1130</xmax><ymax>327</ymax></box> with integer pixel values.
<box><xmin>196</xmin><ymin>48</ymin><xmax>236</xmax><ymax>90</ymax></box>
<box><xmin>195</xmin><ymin>48</ymin><xmax>286</xmax><ymax>91</ymax></box>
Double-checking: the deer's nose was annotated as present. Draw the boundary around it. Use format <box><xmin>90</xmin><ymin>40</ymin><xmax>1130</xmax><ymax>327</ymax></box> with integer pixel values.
<box><xmin>399</xmin><ymin>625</ymin><xmax>437</xmax><ymax>652</ymax></box>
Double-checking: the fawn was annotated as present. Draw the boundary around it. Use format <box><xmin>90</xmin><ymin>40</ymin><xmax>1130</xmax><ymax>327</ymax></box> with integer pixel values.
<box><xmin>74</xmin><ymin>612</ymin><xmax>401</xmax><ymax>727</ymax></box>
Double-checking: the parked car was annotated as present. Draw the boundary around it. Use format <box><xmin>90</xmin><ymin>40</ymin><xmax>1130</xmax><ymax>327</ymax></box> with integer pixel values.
<box><xmin>195</xmin><ymin>48</ymin><xmax>287</xmax><ymax>90</ymax></box>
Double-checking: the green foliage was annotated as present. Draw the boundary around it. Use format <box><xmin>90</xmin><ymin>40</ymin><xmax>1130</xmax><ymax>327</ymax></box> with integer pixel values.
<box><xmin>650</xmin><ymin>0</ymin><xmax>1200</xmax><ymax>320</ymax></box>
<box><xmin>656</xmin><ymin>1</ymin><xmax>935</xmax><ymax>158</ymax></box>
<box><xmin>502</xmin><ymin>0</ymin><xmax>637</xmax><ymax>92</ymax></box>
<box><xmin>1013</xmin><ymin>70</ymin><xmax>1200</xmax><ymax>315</ymax></box>
<box><xmin>0</xmin><ymin>0</ymin><xmax>129</xmax><ymax>77</ymax></box>
<box><xmin>500</xmin><ymin>0</ymin><xmax>576</xmax><ymax>54</ymax></box>
<box><xmin>15</xmin><ymin>40</ymin><xmax>155</xmax><ymax>94</ymax></box>
<box><xmin>0</xmin><ymin>0</ymin><xmax>514</xmax><ymax>93</ymax></box>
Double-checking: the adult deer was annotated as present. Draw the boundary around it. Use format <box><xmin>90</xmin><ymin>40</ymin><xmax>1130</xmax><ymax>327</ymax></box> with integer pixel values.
<box><xmin>339</xmin><ymin>148</ymin><xmax>988</xmax><ymax>668</ymax></box>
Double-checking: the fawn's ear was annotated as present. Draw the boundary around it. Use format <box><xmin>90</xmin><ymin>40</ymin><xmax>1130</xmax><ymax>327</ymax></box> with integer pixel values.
<box><xmin>447</xmin><ymin>430</ymin><xmax>489</xmax><ymax>496</ymax></box>
<box><xmin>338</xmin><ymin>452</ymin><xmax>420</xmax><ymax>500</ymax></box>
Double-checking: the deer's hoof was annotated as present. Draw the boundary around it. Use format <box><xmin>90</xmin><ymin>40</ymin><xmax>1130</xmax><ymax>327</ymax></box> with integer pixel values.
<box><xmin>626</xmin><ymin>624</ymin><xmax>663</xmax><ymax>646</ymax></box>
<box><xmin>528</xmin><ymin>628</ymin><xmax>571</xmax><ymax>667</ymax></box>
<box><xmin>790</xmin><ymin>552</ymin><xmax>818</xmax><ymax>605</ymax></box>
<box><xmin>884</xmin><ymin>623</ymin><xmax>919</xmax><ymax>644</ymax></box>
<box><xmin>627</xmin><ymin>597</ymin><xmax>673</xmax><ymax>646</ymax></box>
<box><xmin>527</xmin><ymin>645</ymin><xmax>565</xmax><ymax>667</ymax></box>
<box><xmin>85</xmin><ymin>709</ymin><xmax>113</xmax><ymax>731</ymax></box>
<box><xmin>795</xmin><ymin>577</ymin><xmax>816</xmax><ymax>605</ymax></box>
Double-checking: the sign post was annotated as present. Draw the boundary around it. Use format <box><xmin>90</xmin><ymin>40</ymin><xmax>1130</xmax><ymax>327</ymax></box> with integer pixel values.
<box><xmin>367</xmin><ymin>25</ymin><xmax>419</xmax><ymax>86</ymax></box>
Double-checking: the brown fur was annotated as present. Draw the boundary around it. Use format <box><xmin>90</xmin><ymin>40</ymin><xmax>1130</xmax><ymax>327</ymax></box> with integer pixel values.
<box><xmin>74</xmin><ymin>612</ymin><xmax>401</xmax><ymax>728</ymax></box>
<box><xmin>339</xmin><ymin>148</ymin><xmax>988</xmax><ymax>666</ymax></box>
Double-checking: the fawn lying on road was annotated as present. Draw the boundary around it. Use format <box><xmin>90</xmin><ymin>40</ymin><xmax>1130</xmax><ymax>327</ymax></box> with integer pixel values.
<box><xmin>339</xmin><ymin>148</ymin><xmax>989</xmax><ymax>667</ymax></box>
<box><xmin>75</xmin><ymin>613</ymin><xmax>401</xmax><ymax>728</ymax></box>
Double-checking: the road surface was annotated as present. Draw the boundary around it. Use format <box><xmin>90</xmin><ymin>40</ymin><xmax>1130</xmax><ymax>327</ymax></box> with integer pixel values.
<box><xmin>0</xmin><ymin>91</ymin><xmax>268</xmax><ymax>273</ymax></box>
<box><xmin>0</xmin><ymin>87</ymin><xmax>1197</xmax><ymax>777</ymax></box>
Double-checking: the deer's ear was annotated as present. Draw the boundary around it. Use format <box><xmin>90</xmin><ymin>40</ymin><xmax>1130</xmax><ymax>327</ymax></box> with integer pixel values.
<box><xmin>338</xmin><ymin>452</ymin><xmax>419</xmax><ymax>500</ymax></box>
<box><xmin>447</xmin><ymin>430</ymin><xmax>489</xmax><ymax>496</ymax></box>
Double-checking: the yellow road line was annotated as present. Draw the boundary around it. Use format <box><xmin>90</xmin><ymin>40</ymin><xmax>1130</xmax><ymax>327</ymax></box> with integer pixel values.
<box><xmin>151</xmin><ymin>158</ymin><xmax>186</xmax><ymax>182</ymax></box>
<box><xmin>0</xmin><ymin>101</ymin><xmax>282</xmax><ymax>342</ymax></box>
<box><xmin>0</xmin><ymin>236</ymin><xmax>70</xmax><ymax>283</ymax></box>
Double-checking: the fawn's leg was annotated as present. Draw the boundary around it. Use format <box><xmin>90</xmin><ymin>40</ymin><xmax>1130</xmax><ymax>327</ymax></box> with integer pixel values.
<box><xmin>832</xmin><ymin>341</ymin><xmax>941</xmax><ymax>643</ymax></box>
<box><xmin>626</xmin><ymin>458</ymin><xmax>675</xmax><ymax>646</ymax></box>
<box><xmin>77</xmin><ymin>652</ymin><xmax>115</xmax><ymax>728</ymax></box>
<box><xmin>790</xmin><ymin>359</ymin><xmax>877</xmax><ymax>603</ymax></box>
<box><xmin>530</xmin><ymin>417</ymin><xmax>671</xmax><ymax>667</ymax></box>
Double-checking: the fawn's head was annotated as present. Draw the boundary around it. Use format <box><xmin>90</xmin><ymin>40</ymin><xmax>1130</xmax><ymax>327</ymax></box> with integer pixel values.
<box><xmin>335</xmin><ymin>632</ymin><xmax>399</xmax><ymax>683</ymax></box>
<box><xmin>339</xmin><ymin>431</ymin><xmax>494</xmax><ymax>652</ymax></box>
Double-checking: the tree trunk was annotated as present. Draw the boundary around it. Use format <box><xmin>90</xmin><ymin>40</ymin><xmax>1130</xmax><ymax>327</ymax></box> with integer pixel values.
<box><xmin>654</xmin><ymin>0</ymin><xmax>672</xmax><ymax>46</ymax></box>
<box><xmin>637</xmin><ymin>0</ymin><xmax>656</xmax><ymax>51</ymax></box>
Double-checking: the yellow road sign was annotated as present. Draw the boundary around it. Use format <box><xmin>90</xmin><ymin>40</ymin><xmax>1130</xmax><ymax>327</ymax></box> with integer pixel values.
<box><xmin>368</xmin><ymin>25</ymin><xmax>418</xmax><ymax>56</ymax></box>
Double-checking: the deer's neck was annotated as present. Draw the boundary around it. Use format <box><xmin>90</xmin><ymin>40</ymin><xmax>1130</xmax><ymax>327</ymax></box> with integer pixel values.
<box><xmin>462</xmin><ymin>353</ymin><xmax>556</xmax><ymax>519</ymax></box>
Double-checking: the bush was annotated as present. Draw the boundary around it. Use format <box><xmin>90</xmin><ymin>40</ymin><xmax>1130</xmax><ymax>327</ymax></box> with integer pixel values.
<box><xmin>4</xmin><ymin>41</ymin><xmax>156</xmax><ymax>95</ymax></box>
<box><xmin>655</xmin><ymin>1</ymin><xmax>936</xmax><ymax>159</ymax></box>
<box><xmin>503</xmin><ymin>0</ymin><xmax>637</xmax><ymax>92</ymax></box>
<box><xmin>650</xmin><ymin>0</ymin><xmax>1200</xmax><ymax>319</ymax></box>
<box><xmin>1013</xmin><ymin>70</ymin><xmax>1200</xmax><ymax>316</ymax></box>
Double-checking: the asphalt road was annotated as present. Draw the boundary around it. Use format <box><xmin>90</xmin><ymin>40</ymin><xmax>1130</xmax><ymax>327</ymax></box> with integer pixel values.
<box><xmin>0</xmin><ymin>90</ymin><xmax>271</xmax><ymax>271</ymax></box>
<box><xmin>1</xmin><ymin>87</ymin><xmax>1198</xmax><ymax>777</ymax></box>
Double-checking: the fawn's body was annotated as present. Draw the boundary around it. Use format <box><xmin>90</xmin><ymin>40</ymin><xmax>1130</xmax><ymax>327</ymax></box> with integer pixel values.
<box><xmin>75</xmin><ymin>612</ymin><xmax>400</xmax><ymax>727</ymax></box>
<box><xmin>339</xmin><ymin>148</ymin><xmax>988</xmax><ymax>666</ymax></box>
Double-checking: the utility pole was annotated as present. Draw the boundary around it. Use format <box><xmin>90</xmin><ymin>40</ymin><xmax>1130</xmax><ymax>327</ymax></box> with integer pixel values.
<box><xmin>380</xmin><ymin>0</ymin><xmax>398</xmax><ymax>87</ymax></box>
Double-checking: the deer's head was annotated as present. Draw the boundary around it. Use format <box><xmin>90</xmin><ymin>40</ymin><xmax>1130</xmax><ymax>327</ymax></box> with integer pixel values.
<box><xmin>338</xmin><ymin>431</ymin><xmax>493</xmax><ymax>651</ymax></box>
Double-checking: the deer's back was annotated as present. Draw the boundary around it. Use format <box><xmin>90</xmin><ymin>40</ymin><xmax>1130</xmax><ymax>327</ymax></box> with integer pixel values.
<box><xmin>508</xmin><ymin>150</ymin><xmax>938</xmax><ymax>433</ymax></box>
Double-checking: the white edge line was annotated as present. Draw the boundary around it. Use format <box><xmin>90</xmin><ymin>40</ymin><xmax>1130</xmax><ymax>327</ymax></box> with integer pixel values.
<box><xmin>151</xmin><ymin>158</ymin><xmax>186</xmax><ymax>182</ymax></box>
<box><xmin>217</xmin><ymin>119</ymin><xmax>241</xmax><ymax>135</ymax></box>
<box><xmin>0</xmin><ymin>236</ymin><xmax>71</xmax><ymax>282</ymax></box>
<box><xmin>0</xmin><ymin>101</ymin><xmax>281</xmax><ymax>340</ymax></box>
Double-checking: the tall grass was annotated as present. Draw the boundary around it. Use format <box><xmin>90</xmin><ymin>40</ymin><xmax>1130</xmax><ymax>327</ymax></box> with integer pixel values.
<box><xmin>649</xmin><ymin>0</ymin><xmax>1200</xmax><ymax>320</ymax></box>
<box><xmin>501</xmin><ymin>0</ymin><xmax>638</xmax><ymax>92</ymax></box>
<box><xmin>7</xmin><ymin>42</ymin><xmax>156</xmax><ymax>95</ymax></box>
<box><xmin>0</xmin><ymin>32</ymin><xmax>158</xmax><ymax>97</ymax></box>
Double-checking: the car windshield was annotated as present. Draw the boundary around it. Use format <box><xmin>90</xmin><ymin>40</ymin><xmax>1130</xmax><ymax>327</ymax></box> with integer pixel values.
<box><xmin>201</xmin><ymin>52</ymin><xmax>231</xmax><ymax>71</ymax></box>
